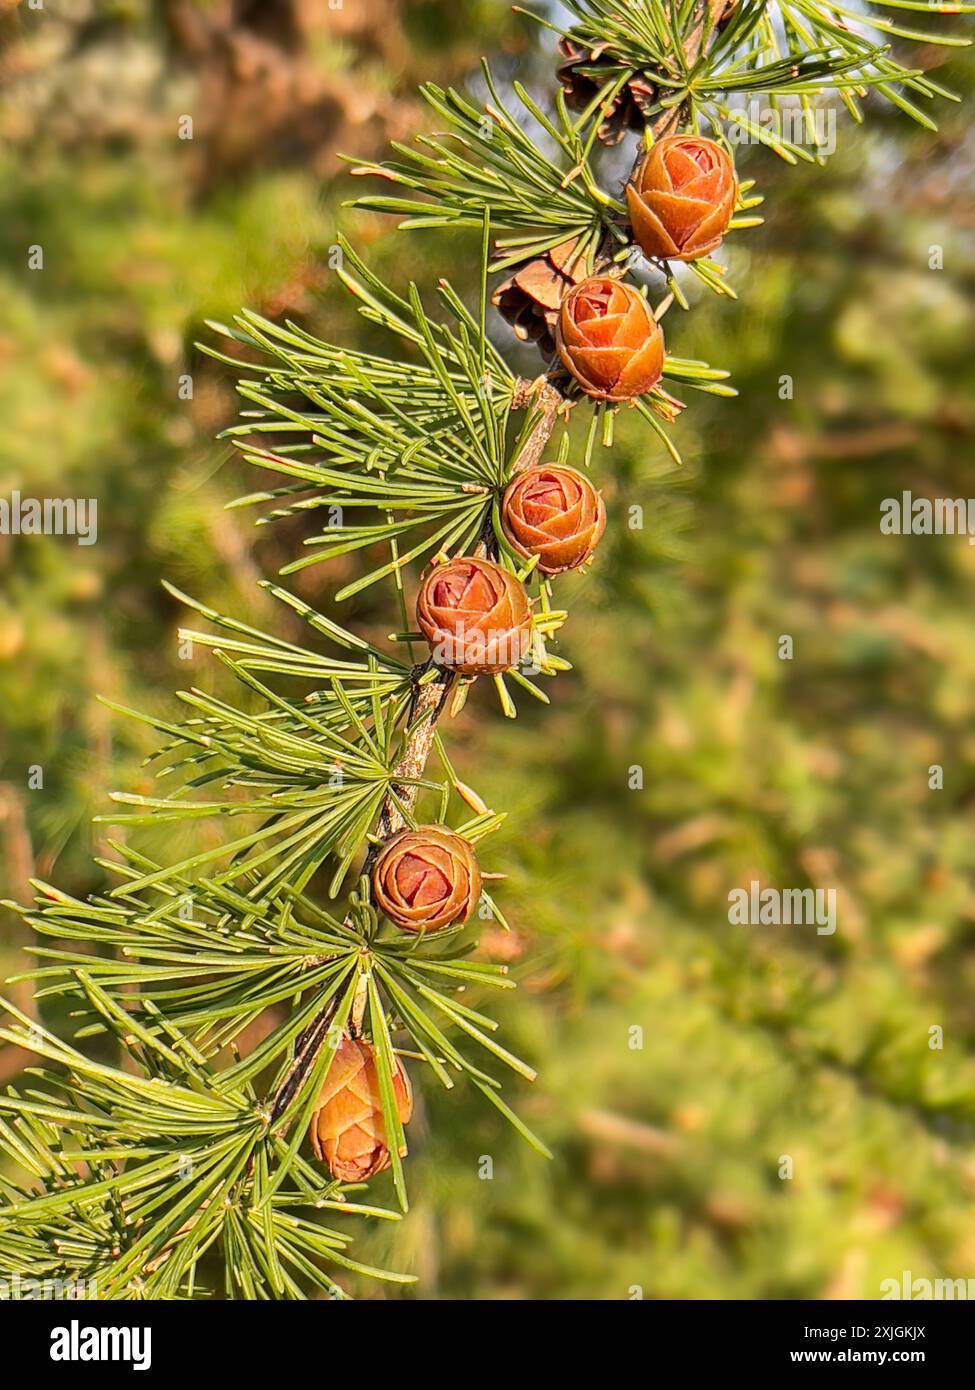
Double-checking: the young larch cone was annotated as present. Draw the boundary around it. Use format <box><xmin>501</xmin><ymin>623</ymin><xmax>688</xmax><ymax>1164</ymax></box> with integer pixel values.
<box><xmin>309</xmin><ymin>1037</ymin><xmax>413</xmax><ymax>1184</ymax></box>
<box><xmin>416</xmin><ymin>556</ymin><xmax>532</xmax><ymax>674</ymax></box>
<box><xmin>556</xmin><ymin>276</ymin><xmax>664</xmax><ymax>402</ymax></box>
<box><xmin>492</xmin><ymin>238</ymin><xmax>589</xmax><ymax>358</ymax></box>
<box><xmin>372</xmin><ymin>825</ymin><xmax>481</xmax><ymax>932</ymax></box>
<box><xmin>626</xmin><ymin>135</ymin><xmax>738</xmax><ymax>263</ymax></box>
<box><xmin>501</xmin><ymin>465</ymin><xmax>606</xmax><ymax>575</ymax></box>
<box><xmin>556</xmin><ymin>38</ymin><xmax>657</xmax><ymax>145</ymax></box>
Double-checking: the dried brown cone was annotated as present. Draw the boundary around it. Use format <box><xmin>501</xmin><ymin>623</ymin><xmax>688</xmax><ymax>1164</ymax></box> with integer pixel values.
<box><xmin>556</xmin><ymin>38</ymin><xmax>657</xmax><ymax>145</ymax></box>
<box><xmin>416</xmin><ymin>556</ymin><xmax>532</xmax><ymax>675</ymax></box>
<box><xmin>372</xmin><ymin>825</ymin><xmax>481</xmax><ymax>932</ymax></box>
<box><xmin>309</xmin><ymin>1036</ymin><xmax>413</xmax><ymax>1184</ymax></box>
<box><xmin>626</xmin><ymin>135</ymin><xmax>738</xmax><ymax>263</ymax></box>
<box><xmin>492</xmin><ymin>238</ymin><xmax>589</xmax><ymax>359</ymax></box>
<box><xmin>556</xmin><ymin>276</ymin><xmax>665</xmax><ymax>402</ymax></box>
<box><xmin>501</xmin><ymin>466</ymin><xmax>606</xmax><ymax>575</ymax></box>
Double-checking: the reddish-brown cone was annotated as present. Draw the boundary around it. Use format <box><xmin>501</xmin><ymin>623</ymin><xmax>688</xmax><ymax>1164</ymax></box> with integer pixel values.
<box><xmin>416</xmin><ymin>556</ymin><xmax>532</xmax><ymax>675</ymax></box>
<box><xmin>373</xmin><ymin>825</ymin><xmax>481</xmax><ymax>932</ymax></box>
<box><xmin>309</xmin><ymin>1037</ymin><xmax>413</xmax><ymax>1184</ymax></box>
<box><xmin>556</xmin><ymin>38</ymin><xmax>657</xmax><ymax>145</ymax></box>
<box><xmin>626</xmin><ymin>135</ymin><xmax>737</xmax><ymax>263</ymax></box>
<box><xmin>492</xmin><ymin>238</ymin><xmax>589</xmax><ymax>358</ymax></box>
<box><xmin>501</xmin><ymin>466</ymin><xmax>606</xmax><ymax>574</ymax></box>
<box><xmin>556</xmin><ymin>276</ymin><xmax>664</xmax><ymax>402</ymax></box>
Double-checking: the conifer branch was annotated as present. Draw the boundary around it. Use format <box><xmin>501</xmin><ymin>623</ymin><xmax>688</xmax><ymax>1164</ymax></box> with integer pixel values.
<box><xmin>2</xmin><ymin>0</ymin><xmax>969</xmax><ymax>1300</ymax></box>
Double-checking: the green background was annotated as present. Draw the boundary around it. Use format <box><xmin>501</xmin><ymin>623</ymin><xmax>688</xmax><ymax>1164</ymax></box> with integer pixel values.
<box><xmin>2</xmin><ymin>0</ymin><xmax>974</xmax><ymax>1298</ymax></box>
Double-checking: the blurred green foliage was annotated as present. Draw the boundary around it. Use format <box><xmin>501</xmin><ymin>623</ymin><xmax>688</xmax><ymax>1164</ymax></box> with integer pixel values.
<box><xmin>2</xmin><ymin>0</ymin><xmax>974</xmax><ymax>1298</ymax></box>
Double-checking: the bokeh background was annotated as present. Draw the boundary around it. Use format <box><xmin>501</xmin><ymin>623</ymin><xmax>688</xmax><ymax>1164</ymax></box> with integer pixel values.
<box><xmin>2</xmin><ymin>0</ymin><xmax>975</xmax><ymax>1299</ymax></box>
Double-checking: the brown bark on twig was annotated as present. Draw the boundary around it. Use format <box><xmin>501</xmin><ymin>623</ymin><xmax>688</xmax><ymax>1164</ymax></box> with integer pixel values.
<box><xmin>511</xmin><ymin>379</ymin><xmax>566</xmax><ymax>475</ymax></box>
<box><xmin>377</xmin><ymin>672</ymin><xmax>457</xmax><ymax>840</ymax></box>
